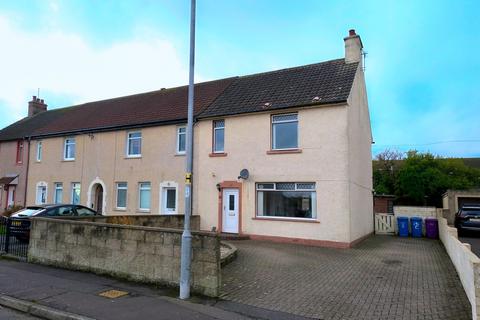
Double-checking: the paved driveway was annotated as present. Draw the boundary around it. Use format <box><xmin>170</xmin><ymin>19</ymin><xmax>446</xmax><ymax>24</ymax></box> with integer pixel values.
<box><xmin>221</xmin><ymin>236</ymin><xmax>471</xmax><ymax>320</ymax></box>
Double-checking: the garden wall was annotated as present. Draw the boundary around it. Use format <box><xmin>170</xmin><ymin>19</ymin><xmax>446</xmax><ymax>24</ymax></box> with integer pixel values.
<box><xmin>438</xmin><ymin>216</ymin><xmax>480</xmax><ymax>320</ymax></box>
<box><xmin>28</xmin><ymin>217</ymin><xmax>220</xmax><ymax>297</ymax></box>
<box><xmin>65</xmin><ymin>214</ymin><xmax>200</xmax><ymax>230</ymax></box>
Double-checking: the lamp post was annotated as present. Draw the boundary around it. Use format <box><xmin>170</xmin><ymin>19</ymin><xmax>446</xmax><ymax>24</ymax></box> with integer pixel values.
<box><xmin>179</xmin><ymin>0</ymin><xmax>196</xmax><ymax>300</ymax></box>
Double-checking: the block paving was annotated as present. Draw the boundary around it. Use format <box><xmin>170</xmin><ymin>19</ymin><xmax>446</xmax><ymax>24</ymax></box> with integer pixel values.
<box><xmin>221</xmin><ymin>236</ymin><xmax>471</xmax><ymax>320</ymax></box>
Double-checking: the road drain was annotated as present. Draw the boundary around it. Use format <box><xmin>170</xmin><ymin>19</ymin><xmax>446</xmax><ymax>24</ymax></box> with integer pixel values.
<box><xmin>98</xmin><ymin>289</ymin><xmax>129</xmax><ymax>299</ymax></box>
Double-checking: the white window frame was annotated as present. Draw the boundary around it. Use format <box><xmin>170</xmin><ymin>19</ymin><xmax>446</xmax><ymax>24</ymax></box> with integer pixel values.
<box><xmin>176</xmin><ymin>126</ymin><xmax>186</xmax><ymax>154</ymax></box>
<box><xmin>213</xmin><ymin>120</ymin><xmax>225</xmax><ymax>153</ymax></box>
<box><xmin>271</xmin><ymin>113</ymin><xmax>298</xmax><ymax>150</ymax></box>
<box><xmin>64</xmin><ymin>138</ymin><xmax>76</xmax><ymax>161</ymax></box>
<box><xmin>116</xmin><ymin>182</ymin><xmax>128</xmax><ymax>210</ymax></box>
<box><xmin>54</xmin><ymin>182</ymin><xmax>63</xmax><ymax>204</ymax></box>
<box><xmin>71</xmin><ymin>182</ymin><xmax>81</xmax><ymax>205</ymax></box>
<box><xmin>256</xmin><ymin>182</ymin><xmax>317</xmax><ymax>220</ymax></box>
<box><xmin>35</xmin><ymin>182</ymin><xmax>48</xmax><ymax>205</ymax></box>
<box><xmin>126</xmin><ymin>131</ymin><xmax>142</xmax><ymax>158</ymax></box>
<box><xmin>138</xmin><ymin>182</ymin><xmax>151</xmax><ymax>211</ymax></box>
<box><xmin>160</xmin><ymin>181</ymin><xmax>178</xmax><ymax>214</ymax></box>
<box><xmin>36</xmin><ymin>141</ymin><xmax>42</xmax><ymax>162</ymax></box>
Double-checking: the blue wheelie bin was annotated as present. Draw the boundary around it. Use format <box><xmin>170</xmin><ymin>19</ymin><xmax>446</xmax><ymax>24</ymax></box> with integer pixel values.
<box><xmin>410</xmin><ymin>216</ymin><xmax>423</xmax><ymax>238</ymax></box>
<box><xmin>397</xmin><ymin>216</ymin><xmax>409</xmax><ymax>237</ymax></box>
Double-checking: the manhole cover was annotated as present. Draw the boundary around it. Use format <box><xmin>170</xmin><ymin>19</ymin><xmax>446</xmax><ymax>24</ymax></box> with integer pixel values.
<box><xmin>98</xmin><ymin>289</ymin><xmax>129</xmax><ymax>299</ymax></box>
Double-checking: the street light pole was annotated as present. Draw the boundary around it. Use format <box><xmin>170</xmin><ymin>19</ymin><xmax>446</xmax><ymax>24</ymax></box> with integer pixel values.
<box><xmin>179</xmin><ymin>0</ymin><xmax>196</xmax><ymax>300</ymax></box>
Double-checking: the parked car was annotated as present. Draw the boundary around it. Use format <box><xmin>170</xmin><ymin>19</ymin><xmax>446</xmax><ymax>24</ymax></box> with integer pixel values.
<box><xmin>454</xmin><ymin>204</ymin><xmax>480</xmax><ymax>236</ymax></box>
<box><xmin>9</xmin><ymin>204</ymin><xmax>100</xmax><ymax>242</ymax></box>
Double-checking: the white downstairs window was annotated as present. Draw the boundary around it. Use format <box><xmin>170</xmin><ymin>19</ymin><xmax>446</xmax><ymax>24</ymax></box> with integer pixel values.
<box><xmin>160</xmin><ymin>181</ymin><xmax>178</xmax><ymax>214</ymax></box>
<box><xmin>256</xmin><ymin>182</ymin><xmax>316</xmax><ymax>219</ymax></box>
<box><xmin>54</xmin><ymin>183</ymin><xmax>63</xmax><ymax>204</ymax></box>
<box><xmin>36</xmin><ymin>182</ymin><xmax>48</xmax><ymax>205</ymax></box>
<box><xmin>116</xmin><ymin>182</ymin><xmax>127</xmax><ymax>210</ymax></box>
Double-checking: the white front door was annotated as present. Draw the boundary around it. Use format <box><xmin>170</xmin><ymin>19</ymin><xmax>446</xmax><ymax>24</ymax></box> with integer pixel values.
<box><xmin>222</xmin><ymin>189</ymin><xmax>239</xmax><ymax>234</ymax></box>
<box><xmin>7</xmin><ymin>186</ymin><xmax>15</xmax><ymax>207</ymax></box>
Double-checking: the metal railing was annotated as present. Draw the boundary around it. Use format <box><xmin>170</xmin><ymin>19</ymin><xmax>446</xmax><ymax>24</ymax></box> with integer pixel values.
<box><xmin>0</xmin><ymin>216</ymin><xmax>29</xmax><ymax>260</ymax></box>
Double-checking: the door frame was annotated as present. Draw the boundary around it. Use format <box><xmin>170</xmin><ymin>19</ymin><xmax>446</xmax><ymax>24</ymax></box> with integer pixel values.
<box><xmin>217</xmin><ymin>181</ymin><xmax>242</xmax><ymax>234</ymax></box>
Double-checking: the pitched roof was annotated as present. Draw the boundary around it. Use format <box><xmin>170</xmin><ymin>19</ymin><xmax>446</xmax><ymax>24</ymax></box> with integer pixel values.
<box><xmin>0</xmin><ymin>78</ymin><xmax>235</xmax><ymax>141</ymax></box>
<box><xmin>0</xmin><ymin>58</ymin><xmax>359</xmax><ymax>141</ymax></box>
<box><xmin>198</xmin><ymin>59</ymin><xmax>359</xmax><ymax>118</ymax></box>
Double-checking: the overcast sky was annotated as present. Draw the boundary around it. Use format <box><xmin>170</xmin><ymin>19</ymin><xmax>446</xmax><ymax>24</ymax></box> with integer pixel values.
<box><xmin>0</xmin><ymin>0</ymin><xmax>478</xmax><ymax>157</ymax></box>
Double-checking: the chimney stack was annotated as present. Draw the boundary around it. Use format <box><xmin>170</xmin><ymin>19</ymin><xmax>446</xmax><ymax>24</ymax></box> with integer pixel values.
<box><xmin>28</xmin><ymin>96</ymin><xmax>47</xmax><ymax>117</ymax></box>
<box><xmin>344</xmin><ymin>29</ymin><xmax>363</xmax><ymax>64</ymax></box>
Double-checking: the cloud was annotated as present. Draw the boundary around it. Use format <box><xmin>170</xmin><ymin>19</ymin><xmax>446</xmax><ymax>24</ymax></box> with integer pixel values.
<box><xmin>0</xmin><ymin>15</ymin><xmax>194</xmax><ymax>123</ymax></box>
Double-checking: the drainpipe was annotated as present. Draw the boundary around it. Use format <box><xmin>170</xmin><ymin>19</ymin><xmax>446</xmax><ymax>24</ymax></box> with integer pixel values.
<box><xmin>24</xmin><ymin>136</ymin><xmax>31</xmax><ymax>208</ymax></box>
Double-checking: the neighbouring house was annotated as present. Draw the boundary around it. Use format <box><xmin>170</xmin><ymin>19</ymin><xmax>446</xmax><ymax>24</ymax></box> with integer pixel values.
<box><xmin>0</xmin><ymin>30</ymin><xmax>373</xmax><ymax>247</ymax></box>
<box><xmin>0</xmin><ymin>97</ymin><xmax>48</xmax><ymax>213</ymax></box>
<box><xmin>442</xmin><ymin>189</ymin><xmax>480</xmax><ymax>224</ymax></box>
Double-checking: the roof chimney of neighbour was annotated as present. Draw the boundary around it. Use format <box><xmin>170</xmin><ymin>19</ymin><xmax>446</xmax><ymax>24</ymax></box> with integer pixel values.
<box><xmin>28</xmin><ymin>95</ymin><xmax>48</xmax><ymax>117</ymax></box>
<box><xmin>344</xmin><ymin>29</ymin><xmax>363</xmax><ymax>64</ymax></box>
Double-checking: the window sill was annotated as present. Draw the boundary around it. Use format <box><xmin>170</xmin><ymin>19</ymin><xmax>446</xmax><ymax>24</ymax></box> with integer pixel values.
<box><xmin>175</xmin><ymin>153</ymin><xmax>186</xmax><ymax>157</ymax></box>
<box><xmin>266</xmin><ymin>149</ymin><xmax>302</xmax><ymax>155</ymax></box>
<box><xmin>137</xmin><ymin>209</ymin><xmax>151</xmax><ymax>213</ymax></box>
<box><xmin>252</xmin><ymin>217</ymin><xmax>319</xmax><ymax>223</ymax></box>
<box><xmin>209</xmin><ymin>152</ymin><xmax>227</xmax><ymax>157</ymax></box>
<box><xmin>114</xmin><ymin>208</ymin><xmax>127</xmax><ymax>212</ymax></box>
<box><xmin>125</xmin><ymin>156</ymin><xmax>142</xmax><ymax>159</ymax></box>
<box><xmin>62</xmin><ymin>159</ymin><xmax>75</xmax><ymax>162</ymax></box>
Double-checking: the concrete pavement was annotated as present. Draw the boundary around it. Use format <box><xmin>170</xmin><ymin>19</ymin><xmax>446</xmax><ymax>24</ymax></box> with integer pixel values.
<box><xmin>0</xmin><ymin>259</ymin><xmax>251</xmax><ymax>320</ymax></box>
<box><xmin>0</xmin><ymin>258</ymin><xmax>308</xmax><ymax>320</ymax></box>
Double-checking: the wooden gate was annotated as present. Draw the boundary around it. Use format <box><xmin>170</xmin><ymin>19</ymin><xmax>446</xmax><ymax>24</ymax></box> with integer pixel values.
<box><xmin>374</xmin><ymin>213</ymin><xmax>395</xmax><ymax>235</ymax></box>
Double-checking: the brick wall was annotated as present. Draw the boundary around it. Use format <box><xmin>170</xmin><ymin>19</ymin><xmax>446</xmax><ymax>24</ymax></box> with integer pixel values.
<box><xmin>28</xmin><ymin>217</ymin><xmax>220</xmax><ymax>297</ymax></box>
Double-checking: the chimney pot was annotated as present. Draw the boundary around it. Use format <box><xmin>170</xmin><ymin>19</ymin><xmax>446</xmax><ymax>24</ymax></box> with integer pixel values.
<box><xmin>349</xmin><ymin>29</ymin><xmax>356</xmax><ymax>36</ymax></box>
<box><xmin>32</xmin><ymin>95</ymin><xmax>36</xmax><ymax>100</ymax></box>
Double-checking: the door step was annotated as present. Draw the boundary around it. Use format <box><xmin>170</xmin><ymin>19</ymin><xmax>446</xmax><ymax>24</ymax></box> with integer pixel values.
<box><xmin>219</xmin><ymin>233</ymin><xmax>250</xmax><ymax>241</ymax></box>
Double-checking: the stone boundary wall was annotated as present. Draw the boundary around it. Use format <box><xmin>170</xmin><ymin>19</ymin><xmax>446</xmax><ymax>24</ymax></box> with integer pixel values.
<box><xmin>64</xmin><ymin>215</ymin><xmax>200</xmax><ymax>230</ymax></box>
<box><xmin>438</xmin><ymin>216</ymin><xmax>480</xmax><ymax>320</ymax></box>
<box><xmin>28</xmin><ymin>218</ymin><xmax>220</xmax><ymax>297</ymax></box>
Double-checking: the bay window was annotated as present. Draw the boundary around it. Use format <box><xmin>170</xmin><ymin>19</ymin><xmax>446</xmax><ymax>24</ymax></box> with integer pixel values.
<box><xmin>256</xmin><ymin>182</ymin><xmax>316</xmax><ymax>219</ymax></box>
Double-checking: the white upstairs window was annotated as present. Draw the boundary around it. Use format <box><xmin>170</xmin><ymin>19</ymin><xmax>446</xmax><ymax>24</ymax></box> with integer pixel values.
<box><xmin>177</xmin><ymin>126</ymin><xmax>186</xmax><ymax>154</ymax></box>
<box><xmin>64</xmin><ymin>138</ymin><xmax>76</xmax><ymax>160</ymax></box>
<box><xmin>271</xmin><ymin>113</ymin><xmax>298</xmax><ymax>150</ymax></box>
<box><xmin>36</xmin><ymin>141</ymin><xmax>42</xmax><ymax>162</ymax></box>
<box><xmin>127</xmin><ymin>132</ymin><xmax>142</xmax><ymax>157</ymax></box>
